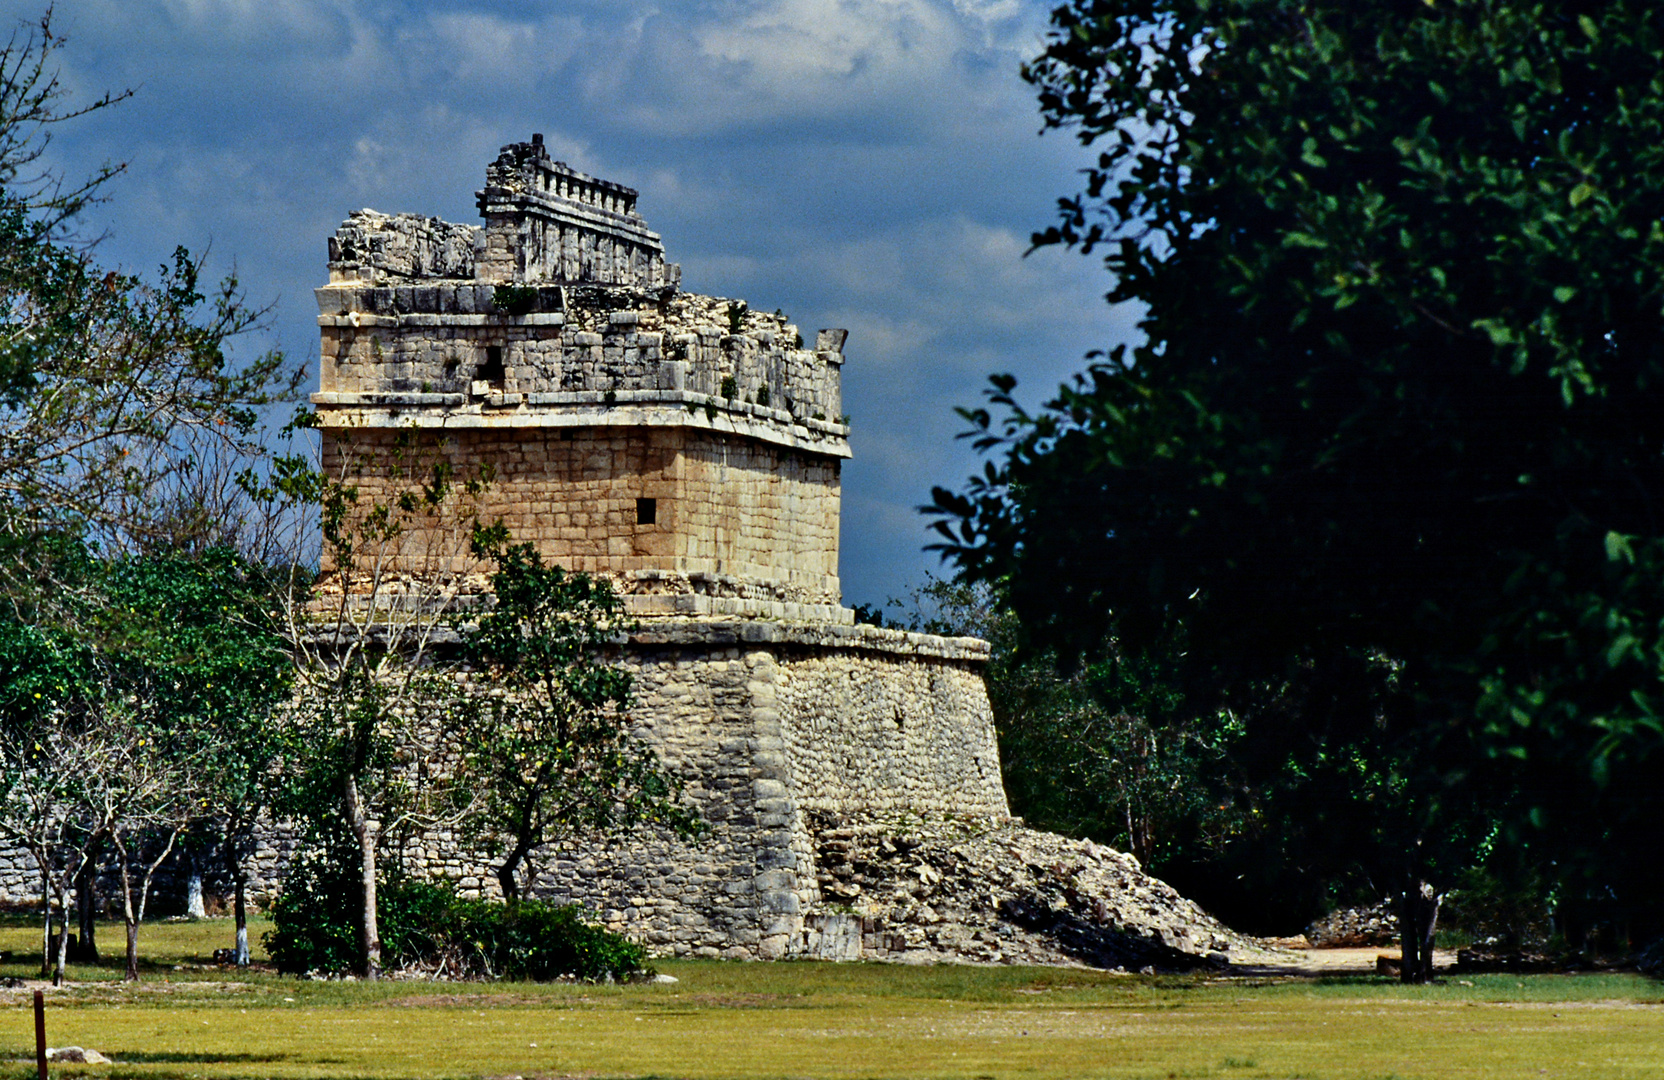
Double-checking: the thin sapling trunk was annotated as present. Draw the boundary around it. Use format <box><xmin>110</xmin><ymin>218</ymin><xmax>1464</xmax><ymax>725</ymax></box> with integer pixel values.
<box><xmin>75</xmin><ymin>852</ymin><xmax>99</xmax><ymax>962</ymax></box>
<box><xmin>186</xmin><ymin>849</ymin><xmax>205</xmax><ymax>918</ymax></box>
<box><xmin>37</xmin><ymin>861</ymin><xmax>50</xmax><ymax>979</ymax></box>
<box><xmin>344</xmin><ymin>775</ymin><xmax>381</xmax><ymax>979</ymax></box>
<box><xmin>115</xmin><ymin>826</ymin><xmax>184</xmax><ymax>981</ymax></box>
<box><xmin>225</xmin><ymin>826</ymin><xmax>252</xmax><ymax>965</ymax></box>
<box><xmin>53</xmin><ymin>877</ymin><xmax>72</xmax><ymax>986</ymax></box>
<box><xmin>233</xmin><ymin>876</ymin><xmax>250</xmax><ymax>966</ymax></box>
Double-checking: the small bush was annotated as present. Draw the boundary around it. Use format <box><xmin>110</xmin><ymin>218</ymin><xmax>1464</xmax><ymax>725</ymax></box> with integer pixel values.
<box><xmin>268</xmin><ymin>862</ymin><xmax>650</xmax><ymax>981</ymax></box>
<box><xmin>720</xmin><ymin>375</ymin><xmax>737</xmax><ymax>400</ymax></box>
<box><xmin>460</xmin><ymin>897</ymin><xmax>651</xmax><ymax>981</ymax></box>
<box><xmin>264</xmin><ymin>832</ymin><xmax>363</xmax><ymax>976</ymax></box>
<box><xmin>492</xmin><ymin>285</ymin><xmax>539</xmax><ymax>315</ymax></box>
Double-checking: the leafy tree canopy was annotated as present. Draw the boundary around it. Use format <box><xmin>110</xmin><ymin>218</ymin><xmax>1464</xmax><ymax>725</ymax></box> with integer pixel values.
<box><xmin>931</xmin><ymin>0</ymin><xmax>1664</xmax><ymax>945</ymax></box>
<box><xmin>0</xmin><ymin>9</ymin><xmax>298</xmax><ymax>578</ymax></box>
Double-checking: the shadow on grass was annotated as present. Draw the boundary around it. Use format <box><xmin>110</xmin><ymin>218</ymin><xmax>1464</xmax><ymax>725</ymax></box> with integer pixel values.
<box><xmin>100</xmin><ymin>1052</ymin><xmax>296</xmax><ymax>1064</ymax></box>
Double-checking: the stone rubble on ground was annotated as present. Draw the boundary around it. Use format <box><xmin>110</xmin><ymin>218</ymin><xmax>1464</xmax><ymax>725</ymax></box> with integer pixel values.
<box><xmin>1302</xmin><ymin>901</ymin><xmax>1400</xmax><ymax>947</ymax></box>
<box><xmin>801</xmin><ymin>814</ymin><xmax>1283</xmax><ymax>970</ymax></box>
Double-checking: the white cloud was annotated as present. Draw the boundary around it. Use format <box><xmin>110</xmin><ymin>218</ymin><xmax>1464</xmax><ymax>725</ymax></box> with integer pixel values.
<box><xmin>11</xmin><ymin>0</ymin><xmax>1124</xmax><ymax>605</ymax></box>
<box><xmin>583</xmin><ymin>0</ymin><xmax>1050</xmax><ymax>137</ymax></box>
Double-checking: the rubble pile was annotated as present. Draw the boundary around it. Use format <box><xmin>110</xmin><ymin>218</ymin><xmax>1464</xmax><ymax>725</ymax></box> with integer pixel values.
<box><xmin>1303</xmin><ymin>901</ymin><xmax>1400</xmax><ymax>947</ymax></box>
<box><xmin>805</xmin><ymin>814</ymin><xmax>1277</xmax><ymax>970</ymax></box>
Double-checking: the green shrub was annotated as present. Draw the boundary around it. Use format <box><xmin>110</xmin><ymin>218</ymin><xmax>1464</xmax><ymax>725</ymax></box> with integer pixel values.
<box><xmin>264</xmin><ymin>831</ymin><xmax>363</xmax><ymax>976</ymax></box>
<box><xmin>459</xmin><ymin>897</ymin><xmax>651</xmax><ymax>981</ymax></box>
<box><xmin>268</xmin><ymin>860</ymin><xmax>650</xmax><ymax>982</ymax></box>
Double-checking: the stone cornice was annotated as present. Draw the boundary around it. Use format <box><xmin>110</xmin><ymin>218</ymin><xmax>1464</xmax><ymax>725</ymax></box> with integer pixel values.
<box><xmin>310</xmin><ymin>388</ymin><xmax>853</xmax><ymax>457</ymax></box>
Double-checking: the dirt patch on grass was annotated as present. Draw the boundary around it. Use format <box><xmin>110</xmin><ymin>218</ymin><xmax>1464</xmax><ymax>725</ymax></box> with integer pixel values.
<box><xmin>660</xmin><ymin>992</ymin><xmax>807</xmax><ymax>1009</ymax></box>
<box><xmin>387</xmin><ymin>992</ymin><xmax>552</xmax><ymax>1008</ymax></box>
<box><xmin>0</xmin><ymin>978</ymin><xmax>259</xmax><ymax>1003</ymax></box>
<box><xmin>1228</xmin><ymin>946</ymin><xmax>1457</xmax><ymax>977</ymax></box>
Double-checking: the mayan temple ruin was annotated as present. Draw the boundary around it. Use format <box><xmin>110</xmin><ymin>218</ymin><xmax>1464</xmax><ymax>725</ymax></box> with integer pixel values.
<box><xmin>300</xmin><ymin>136</ymin><xmax>1260</xmax><ymax>967</ymax></box>
<box><xmin>0</xmin><ymin>135</ymin><xmax>1260</xmax><ymax>969</ymax></box>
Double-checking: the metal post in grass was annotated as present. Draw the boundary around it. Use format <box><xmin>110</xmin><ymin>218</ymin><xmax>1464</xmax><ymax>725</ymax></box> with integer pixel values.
<box><xmin>33</xmin><ymin>988</ymin><xmax>46</xmax><ymax>1080</ymax></box>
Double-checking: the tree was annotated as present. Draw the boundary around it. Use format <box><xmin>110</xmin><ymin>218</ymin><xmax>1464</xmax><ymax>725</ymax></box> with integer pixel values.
<box><xmin>456</xmin><ymin>530</ymin><xmax>700</xmax><ymax>901</ymax></box>
<box><xmin>931</xmin><ymin>0</ymin><xmax>1664</xmax><ymax>978</ymax></box>
<box><xmin>0</xmin><ymin>6</ymin><xmax>129</xmax><ymax>238</ymax></box>
<box><xmin>873</xmin><ymin>575</ymin><xmax>1229</xmax><ymax>866</ymax></box>
<box><xmin>272</xmin><ymin>434</ymin><xmax>491</xmax><ymax>980</ymax></box>
<box><xmin>0</xmin><ymin>7</ymin><xmax>297</xmax><ymax>585</ymax></box>
<box><xmin>0</xmin><ymin>631</ymin><xmax>198</xmax><ymax>984</ymax></box>
<box><xmin>97</xmin><ymin>548</ymin><xmax>290</xmax><ymax>967</ymax></box>
<box><xmin>0</xmin><ymin>7</ymin><xmax>299</xmax><ymax>978</ymax></box>
<box><xmin>0</xmin><ymin>545</ymin><xmax>286</xmax><ymax>981</ymax></box>
<box><xmin>99</xmin><ymin>714</ymin><xmax>201</xmax><ymax>982</ymax></box>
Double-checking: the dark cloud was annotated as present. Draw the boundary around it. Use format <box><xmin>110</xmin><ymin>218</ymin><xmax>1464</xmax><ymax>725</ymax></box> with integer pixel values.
<box><xmin>18</xmin><ymin>0</ymin><xmax>1136</xmax><ymax>607</ymax></box>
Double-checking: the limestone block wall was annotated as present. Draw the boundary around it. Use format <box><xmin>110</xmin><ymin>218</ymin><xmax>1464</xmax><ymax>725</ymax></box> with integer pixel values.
<box><xmin>475</xmin><ymin>136</ymin><xmax>678</xmax><ymax>289</ymax></box>
<box><xmin>503</xmin><ymin>623</ymin><xmax>1007</xmax><ymax>959</ymax></box>
<box><xmin>0</xmin><ymin>623</ymin><xmax>1006</xmax><ymax>964</ymax></box>
<box><xmin>319</xmin><ymin>426</ymin><xmax>842</xmax><ymax>605</ymax></box>
<box><xmin>314</xmin><ymin>284</ymin><xmax>845</xmax><ymax>425</ymax></box>
<box><xmin>327</xmin><ymin>210</ymin><xmax>481</xmax><ymax>285</ymax></box>
<box><xmin>776</xmin><ymin>651</ymin><xmax>1005</xmax><ymax>819</ymax></box>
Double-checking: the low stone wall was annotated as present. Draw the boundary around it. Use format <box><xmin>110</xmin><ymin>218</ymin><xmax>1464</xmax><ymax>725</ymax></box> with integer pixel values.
<box><xmin>456</xmin><ymin>620</ymin><xmax>1009</xmax><ymax>960</ymax></box>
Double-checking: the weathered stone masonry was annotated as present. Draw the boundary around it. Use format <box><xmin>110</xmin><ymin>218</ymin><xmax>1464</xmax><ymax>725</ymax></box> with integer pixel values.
<box><xmin>307</xmin><ymin>136</ymin><xmax>1013</xmax><ymax>959</ymax></box>
<box><xmin>309</xmin><ymin>137</ymin><xmax>1271</xmax><ymax>967</ymax></box>
<box><xmin>0</xmin><ymin>138</ymin><xmax>1266</xmax><ymax>970</ymax></box>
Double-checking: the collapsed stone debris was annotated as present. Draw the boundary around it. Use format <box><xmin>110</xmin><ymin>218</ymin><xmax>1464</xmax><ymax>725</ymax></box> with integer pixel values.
<box><xmin>801</xmin><ymin>814</ymin><xmax>1272</xmax><ymax>969</ymax></box>
<box><xmin>1303</xmin><ymin>901</ymin><xmax>1400</xmax><ymax>948</ymax></box>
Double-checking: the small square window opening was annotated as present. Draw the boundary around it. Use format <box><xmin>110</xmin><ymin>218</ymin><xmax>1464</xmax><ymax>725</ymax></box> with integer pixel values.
<box><xmin>479</xmin><ymin>345</ymin><xmax>506</xmax><ymax>388</ymax></box>
<box><xmin>636</xmin><ymin>498</ymin><xmax>657</xmax><ymax>526</ymax></box>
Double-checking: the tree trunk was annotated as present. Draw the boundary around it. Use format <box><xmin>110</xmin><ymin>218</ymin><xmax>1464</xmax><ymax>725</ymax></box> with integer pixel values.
<box><xmin>117</xmin><ymin>845</ymin><xmax>139</xmax><ymax>982</ymax></box>
<box><xmin>186</xmin><ymin>849</ymin><xmax>206</xmax><ymax>919</ymax></box>
<box><xmin>233</xmin><ymin>875</ymin><xmax>250</xmax><ymax>966</ymax></box>
<box><xmin>496</xmin><ymin>840</ymin><xmax>532</xmax><ymax>902</ymax></box>
<box><xmin>75</xmin><ymin>856</ymin><xmax>99</xmax><ymax>962</ymax></box>
<box><xmin>126</xmin><ymin>827</ymin><xmax>183</xmax><ymax>983</ymax></box>
<box><xmin>1399</xmin><ymin>877</ymin><xmax>1443</xmax><ymax>984</ymax></box>
<box><xmin>343</xmin><ymin>775</ymin><xmax>380</xmax><ymax>979</ymax></box>
<box><xmin>53</xmin><ymin>878</ymin><xmax>72</xmax><ymax>986</ymax></box>
<box><xmin>38</xmin><ymin>862</ymin><xmax>51</xmax><ymax>979</ymax></box>
<box><xmin>224</xmin><ymin>823</ymin><xmax>252</xmax><ymax>966</ymax></box>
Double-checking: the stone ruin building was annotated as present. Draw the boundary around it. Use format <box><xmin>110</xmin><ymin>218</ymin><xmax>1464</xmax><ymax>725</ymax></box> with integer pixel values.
<box><xmin>300</xmin><ymin>135</ymin><xmax>1269</xmax><ymax>967</ymax></box>
<box><xmin>310</xmin><ymin>134</ymin><xmax>1011</xmax><ymax>960</ymax></box>
<box><xmin>306</xmin><ymin>136</ymin><xmax>1273</xmax><ymax>966</ymax></box>
<box><xmin>0</xmin><ymin>136</ymin><xmax>1264</xmax><ymax>971</ymax></box>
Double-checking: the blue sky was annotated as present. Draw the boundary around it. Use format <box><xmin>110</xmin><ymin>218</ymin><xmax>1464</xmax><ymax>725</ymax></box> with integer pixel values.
<box><xmin>20</xmin><ymin>0</ymin><xmax>1139</xmax><ymax>609</ymax></box>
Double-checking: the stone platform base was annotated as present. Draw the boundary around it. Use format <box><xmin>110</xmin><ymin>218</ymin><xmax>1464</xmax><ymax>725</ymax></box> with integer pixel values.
<box><xmin>0</xmin><ymin>617</ymin><xmax>1262</xmax><ymax>971</ymax></box>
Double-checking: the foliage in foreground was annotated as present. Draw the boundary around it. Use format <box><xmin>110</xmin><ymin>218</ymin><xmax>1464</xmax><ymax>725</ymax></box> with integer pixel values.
<box><xmin>457</xmin><ymin>529</ymin><xmax>702</xmax><ymax>901</ymax></box>
<box><xmin>265</xmin><ymin>836</ymin><xmax>649</xmax><ymax>982</ymax></box>
<box><xmin>931</xmin><ymin>0</ymin><xmax>1664</xmax><ymax>974</ymax></box>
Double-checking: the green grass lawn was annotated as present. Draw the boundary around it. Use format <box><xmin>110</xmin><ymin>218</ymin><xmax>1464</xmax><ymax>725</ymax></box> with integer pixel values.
<box><xmin>0</xmin><ymin>916</ymin><xmax>1657</xmax><ymax>1080</ymax></box>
